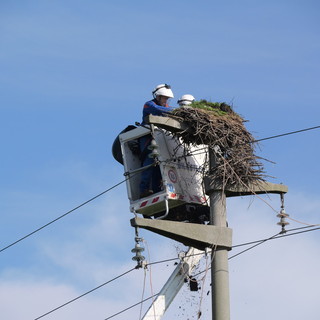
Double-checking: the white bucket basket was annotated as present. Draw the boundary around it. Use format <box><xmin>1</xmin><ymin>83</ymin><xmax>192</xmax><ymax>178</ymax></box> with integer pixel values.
<box><xmin>119</xmin><ymin>126</ymin><xmax>209</xmax><ymax>217</ymax></box>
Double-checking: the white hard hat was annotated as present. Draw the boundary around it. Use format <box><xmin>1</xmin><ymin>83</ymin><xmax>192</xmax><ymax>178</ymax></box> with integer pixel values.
<box><xmin>152</xmin><ymin>84</ymin><xmax>174</xmax><ymax>98</ymax></box>
<box><xmin>177</xmin><ymin>94</ymin><xmax>195</xmax><ymax>106</ymax></box>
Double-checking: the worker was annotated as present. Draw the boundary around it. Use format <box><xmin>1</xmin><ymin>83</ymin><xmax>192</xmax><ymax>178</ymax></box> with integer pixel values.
<box><xmin>177</xmin><ymin>94</ymin><xmax>195</xmax><ymax>107</ymax></box>
<box><xmin>139</xmin><ymin>84</ymin><xmax>175</xmax><ymax>198</ymax></box>
<box><xmin>141</xmin><ymin>84</ymin><xmax>175</xmax><ymax>124</ymax></box>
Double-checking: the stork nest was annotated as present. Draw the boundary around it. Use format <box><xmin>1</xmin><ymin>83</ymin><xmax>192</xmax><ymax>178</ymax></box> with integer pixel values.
<box><xmin>169</xmin><ymin>100</ymin><xmax>266</xmax><ymax>189</ymax></box>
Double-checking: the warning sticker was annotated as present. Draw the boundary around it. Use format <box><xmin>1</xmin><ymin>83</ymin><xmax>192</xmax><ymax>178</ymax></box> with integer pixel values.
<box><xmin>168</xmin><ymin>169</ymin><xmax>178</xmax><ymax>183</ymax></box>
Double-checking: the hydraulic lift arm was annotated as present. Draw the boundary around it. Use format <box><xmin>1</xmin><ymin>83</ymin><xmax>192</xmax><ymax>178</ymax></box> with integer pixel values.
<box><xmin>142</xmin><ymin>247</ymin><xmax>204</xmax><ymax>320</ymax></box>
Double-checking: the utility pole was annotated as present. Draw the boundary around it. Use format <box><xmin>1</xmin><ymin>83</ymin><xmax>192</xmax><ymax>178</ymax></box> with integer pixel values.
<box><xmin>209</xmin><ymin>150</ymin><xmax>230</xmax><ymax>320</ymax></box>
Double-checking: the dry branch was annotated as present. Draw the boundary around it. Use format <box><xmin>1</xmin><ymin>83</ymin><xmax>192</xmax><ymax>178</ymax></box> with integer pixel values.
<box><xmin>169</xmin><ymin>101</ymin><xmax>266</xmax><ymax>189</ymax></box>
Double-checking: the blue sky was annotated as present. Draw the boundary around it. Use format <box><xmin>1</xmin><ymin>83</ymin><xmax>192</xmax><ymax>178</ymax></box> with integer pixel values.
<box><xmin>0</xmin><ymin>1</ymin><xmax>319</xmax><ymax>319</ymax></box>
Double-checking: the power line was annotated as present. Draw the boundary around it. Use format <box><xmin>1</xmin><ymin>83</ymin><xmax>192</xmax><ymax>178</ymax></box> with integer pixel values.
<box><xmin>146</xmin><ymin>256</ymin><xmax>180</xmax><ymax>267</ymax></box>
<box><xmin>104</xmin><ymin>293</ymin><xmax>159</xmax><ymax>320</ymax></box>
<box><xmin>191</xmin><ymin>225</ymin><xmax>320</xmax><ymax>278</ymax></box>
<box><xmin>5</xmin><ymin>123</ymin><xmax>320</xmax><ymax>316</ymax></box>
<box><xmin>231</xmin><ymin>225</ymin><xmax>320</xmax><ymax>249</ymax></box>
<box><xmin>3</xmin><ymin>125</ymin><xmax>319</xmax><ymax>254</ymax></box>
<box><xmin>146</xmin><ymin>226</ymin><xmax>320</xmax><ymax>267</ymax></box>
<box><xmin>267</xmin><ymin>226</ymin><xmax>320</xmax><ymax>241</ymax></box>
<box><xmin>0</xmin><ymin>178</ymin><xmax>128</xmax><ymax>254</ymax></box>
<box><xmin>34</xmin><ymin>225</ymin><xmax>319</xmax><ymax>319</ymax></box>
<box><xmin>166</xmin><ymin>124</ymin><xmax>320</xmax><ymax>162</ymax></box>
<box><xmin>229</xmin><ymin>233</ymin><xmax>280</xmax><ymax>260</ymax></box>
<box><xmin>253</xmin><ymin>125</ymin><xmax>320</xmax><ymax>143</ymax></box>
<box><xmin>34</xmin><ymin>267</ymin><xmax>137</xmax><ymax>320</ymax></box>
<box><xmin>103</xmin><ymin>226</ymin><xmax>320</xmax><ymax>320</ymax></box>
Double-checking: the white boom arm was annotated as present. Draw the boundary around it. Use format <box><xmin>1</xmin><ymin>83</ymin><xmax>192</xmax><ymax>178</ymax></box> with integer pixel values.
<box><xmin>142</xmin><ymin>247</ymin><xmax>204</xmax><ymax>320</ymax></box>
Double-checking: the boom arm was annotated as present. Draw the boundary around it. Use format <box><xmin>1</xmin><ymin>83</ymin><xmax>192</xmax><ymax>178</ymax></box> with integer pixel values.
<box><xmin>142</xmin><ymin>247</ymin><xmax>204</xmax><ymax>320</ymax></box>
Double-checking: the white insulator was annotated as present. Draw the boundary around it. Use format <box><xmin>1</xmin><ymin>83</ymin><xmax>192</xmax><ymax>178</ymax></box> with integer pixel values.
<box><xmin>132</xmin><ymin>256</ymin><xmax>145</xmax><ymax>262</ymax></box>
<box><xmin>132</xmin><ymin>252</ymin><xmax>145</xmax><ymax>261</ymax></box>
<box><xmin>147</xmin><ymin>139</ymin><xmax>158</xmax><ymax>150</ymax></box>
<box><xmin>148</xmin><ymin>150</ymin><xmax>160</xmax><ymax>158</ymax></box>
<box><xmin>277</xmin><ymin>220</ymin><xmax>289</xmax><ymax>226</ymax></box>
<box><xmin>131</xmin><ymin>243</ymin><xmax>145</xmax><ymax>253</ymax></box>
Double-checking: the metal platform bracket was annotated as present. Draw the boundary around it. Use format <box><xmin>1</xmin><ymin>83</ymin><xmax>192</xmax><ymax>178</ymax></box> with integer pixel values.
<box><xmin>204</xmin><ymin>179</ymin><xmax>288</xmax><ymax>197</ymax></box>
<box><xmin>131</xmin><ymin>217</ymin><xmax>232</xmax><ymax>250</ymax></box>
<box><xmin>145</xmin><ymin>115</ymin><xmax>187</xmax><ymax>133</ymax></box>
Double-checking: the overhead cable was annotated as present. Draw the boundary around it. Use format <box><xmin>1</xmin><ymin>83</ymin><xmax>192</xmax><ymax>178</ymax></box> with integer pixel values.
<box><xmin>3</xmin><ymin>125</ymin><xmax>319</xmax><ymax>254</ymax></box>
<box><xmin>231</xmin><ymin>225</ymin><xmax>320</xmax><ymax>249</ymax></box>
<box><xmin>169</xmin><ymin>124</ymin><xmax>320</xmax><ymax>162</ymax></box>
<box><xmin>146</xmin><ymin>225</ymin><xmax>319</xmax><ymax>268</ymax></box>
<box><xmin>192</xmin><ymin>226</ymin><xmax>320</xmax><ymax>278</ymax></box>
<box><xmin>34</xmin><ymin>266</ymin><xmax>137</xmax><ymax>320</ymax></box>
<box><xmin>253</xmin><ymin>125</ymin><xmax>320</xmax><ymax>143</ymax></box>
<box><xmin>0</xmin><ymin>178</ymin><xmax>129</xmax><ymax>254</ymax></box>
<box><xmin>104</xmin><ymin>293</ymin><xmax>159</xmax><ymax>320</ymax></box>
<box><xmin>228</xmin><ymin>233</ymin><xmax>280</xmax><ymax>260</ymax></box>
<box><xmin>35</xmin><ymin>225</ymin><xmax>319</xmax><ymax>320</ymax></box>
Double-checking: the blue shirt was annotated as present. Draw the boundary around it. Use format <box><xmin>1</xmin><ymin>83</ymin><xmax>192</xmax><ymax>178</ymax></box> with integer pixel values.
<box><xmin>141</xmin><ymin>99</ymin><xmax>176</xmax><ymax>124</ymax></box>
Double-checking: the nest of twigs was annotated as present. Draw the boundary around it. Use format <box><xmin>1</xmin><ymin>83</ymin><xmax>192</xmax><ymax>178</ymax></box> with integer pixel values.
<box><xmin>169</xmin><ymin>100</ymin><xmax>266</xmax><ymax>189</ymax></box>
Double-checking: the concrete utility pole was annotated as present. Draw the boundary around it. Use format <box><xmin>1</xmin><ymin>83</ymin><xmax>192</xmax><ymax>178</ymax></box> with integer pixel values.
<box><xmin>208</xmin><ymin>150</ymin><xmax>230</xmax><ymax>320</ymax></box>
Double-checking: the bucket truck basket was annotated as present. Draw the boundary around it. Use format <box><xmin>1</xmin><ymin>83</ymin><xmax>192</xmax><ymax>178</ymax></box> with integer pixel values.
<box><xmin>116</xmin><ymin>125</ymin><xmax>209</xmax><ymax>218</ymax></box>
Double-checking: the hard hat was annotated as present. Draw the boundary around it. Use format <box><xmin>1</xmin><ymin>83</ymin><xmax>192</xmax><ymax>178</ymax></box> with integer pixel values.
<box><xmin>152</xmin><ymin>84</ymin><xmax>174</xmax><ymax>99</ymax></box>
<box><xmin>177</xmin><ymin>94</ymin><xmax>195</xmax><ymax>106</ymax></box>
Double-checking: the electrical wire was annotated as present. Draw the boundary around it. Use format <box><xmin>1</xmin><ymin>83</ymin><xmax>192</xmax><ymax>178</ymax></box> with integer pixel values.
<box><xmin>253</xmin><ymin>125</ymin><xmax>320</xmax><ymax>143</ymax></box>
<box><xmin>139</xmin><ymin>268</ymin><xmax>147</xmax><ymax>320</ymax></box>
<box><xmin>7</xmin><ymin>124</ymin><xmax>320</xmax><ymax>318</ymax></box>
<box><xmin>147</xmin><ymin>226</ymin><xmax>319</xmax><ymax>267</ymax></box>
<box><xmin>103</xmin><ymin>225</ymin><xmax>320</xmax><ymax>320</ymax></box>
<box><xmin>264</xmin><ymin>226</ymin><xmax>320</xmax><ymax>242</ymax></box>
<box><xmin>159</xmin><ymin>123</ymin><xmax>320</xmax><ymax>230</ymax></box>
<box><xmin>192</xmin><ymin>225</ymin><xmax>320</xmax><ymax>279</ymax></box>
<box><xmin>34</xmin><ymin>267</ymin><xmax>137</xmax><ymax>320</ymax></box>
<box><xmin>197</xmin><ymin>252</ymin><xmax>210</xmax><ymax>318</ymax></box>
<box><xmin>144</xmin><ymin>240</ymin><xmax>157</xmax><ymax>320</ymax></box>
<box><xmin>0</xmin><ymin>176</ymin><xmax>134</xmax><ymax>254</ymax></box>
<box><xmin>146</xmin><ymin>256</ymin><xmax>179</xmax><ymax>267</ymax></box>
<box><xmin>228</xmin><ymin>233</ymin><xmax>280</xmax><ymax>260</ymax></box>
<box><xmin>104</xmin><ymin>293</ymin><xmax>159</xmax><ymax>320</ymax></box>
<box><xmin>165</xmin><ymin>124</ymin><xmax>320</xmax><ymax>162</ymax></box>
<box><xmin>3</xmin><ymin>125</ymin><xmax>319</xmax><ymax>254</ymax></box>
<box><xmin>34</xmin><ymin>225</ymin><xmax>319</xmax><ymax>320</ymax></box>
<box><xmin>286</xmin><ymin>215</ymin><xmax>320</xmax><ymax>227</ymax></box>
<box><xmin>210</xmin><ymin>143</ymin><xmax>320</xmax><ymax>228</ymax></box>
<box><xmin>143</xmin><ymin>225</ymin><xmax>320</xmax><ymax>268</ymax></box>
<box><xmin>231</xmin><ymin>225</ymin><xmax>319</xmax><ymax>249</ymax></box>
<box><xmin>147</xmin><ymin>225</ymin><xmax>319</xmax><ymax>267</ymax></box>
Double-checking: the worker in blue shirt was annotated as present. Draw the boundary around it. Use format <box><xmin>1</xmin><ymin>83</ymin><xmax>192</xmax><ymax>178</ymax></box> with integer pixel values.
<box><xmin>141</xmin><ymin>84</ymin><xmax>175</xmax><ymax>124</ymax></box>
<box><xmin>139</xmin><ymin>84</ymin><xmax>175</xmax><ymax>198</ymax></box>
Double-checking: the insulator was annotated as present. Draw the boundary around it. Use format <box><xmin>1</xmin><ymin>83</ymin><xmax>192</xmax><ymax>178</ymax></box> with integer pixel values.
<box><xmin>147</xmin><ymin>139</ymin><xmax>158</xmax><ymax>150</ymax></box>
<box><xmin>132</xmin><ymin>253</ymin><xmax>145</xmax><ymax>262</ymax></box>
<box><xmin>277</xmin><ymin>207</ymin><xmax>289</xmax><ymax>234</ymax></box>
<box><xmin>131</xmin><ymin>243</ymin><xmax>145</xmax><ymax>253</ymax></box>
<box><xmin>131</xmin><ymin>227</ymin><xmax>145</xmax><ymax>267</ymax></box>
<box><xmin>277</xmin><ymin>208</ymin><xmax>288</xmax><ymax>218</ymax></box>
<box><xmin>277</xmin><ymin>220</ymin><xmax>289</xmax><ymax>226</ymax></box>
<box><xmin>148</xmin><ymin>149</ymin><xmax>160</xmax><ymax>158</ymax></box>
